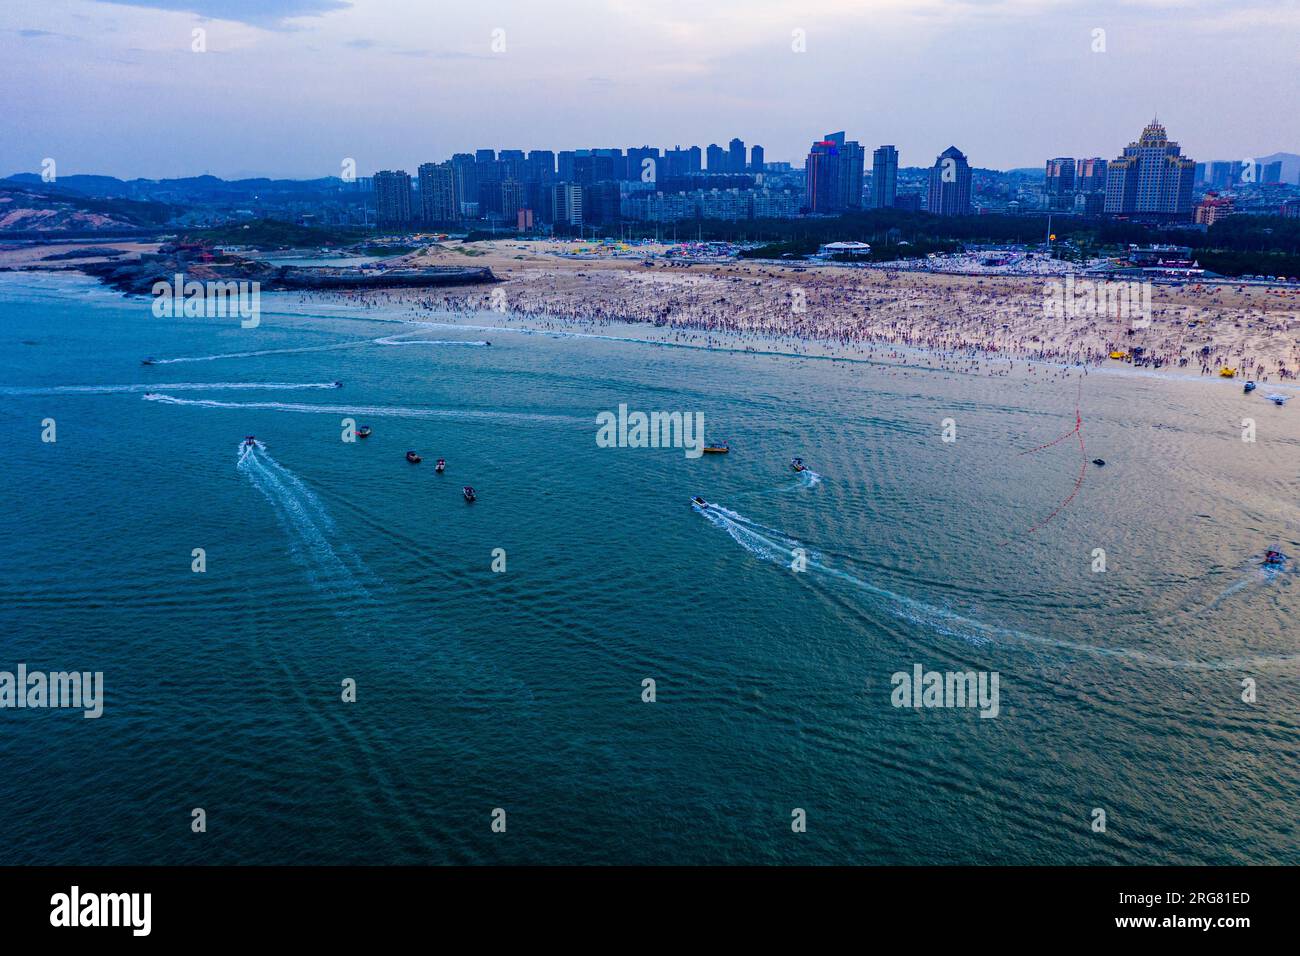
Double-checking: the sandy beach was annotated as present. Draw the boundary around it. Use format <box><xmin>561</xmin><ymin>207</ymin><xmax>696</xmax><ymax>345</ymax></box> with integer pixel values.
<box><xmin>8</xmin><ymin>236</ymin><xmax>1300</xmax><ymax>382</ymax></box>
<box><xmin>384</xmin><ymin>239</ymin><xmax>1300</xmax><ymax>383</ymax></box>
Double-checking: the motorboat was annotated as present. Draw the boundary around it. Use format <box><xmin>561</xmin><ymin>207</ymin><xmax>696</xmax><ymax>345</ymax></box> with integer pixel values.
<box><xmin>1244</xmin><ymin>381</ymin><xmax>1257</xmax><ymax>392</ymax></box>
<box><xmin>691</xmin><ymin>496</ymin><xmax>709</xmax><ymax>509</ymax></box>
<box><xmin>463</xmin><ymin>486</ymin><xmax>476</xmax><ymax>503</ymax></box>
<box><xmin>703</xmin><ymin>442</ymin><xmax>730</xmax><ymax>454</ymax></box>
<box><xmin>244</xmin><ymin>435</ymin><xmax>256</xmax><ymax>447</ymax></box>
<box><xmin>141</xmin><ymin>357</ymin><xmax>156</xmax><ymax>366</ymax></box>
<box><xmin>406</xmin><ymin>450</ymin><xmax>422</xmax><ymax>464</ymax></box>
<box><xmin>332</xmin><ymin>381</ymin><xmax>343</xmax><ymax>388</ymax></box>
<box><xmin>1092</xmin><ymin>458</ymin><xmax>1106</xmax><ymax>466</ymax></box>
<box><xmin>356</xmin><ymin>425</ymin><xmax>372</xmax><ymax>438</ymax></box>
<box><xmin>1266</xmin><ymin>393</ymin><xmax>1289</xmax><ymax>406</ymax></box>
<box><xmin>790</xmin><ymin>457</ymin><xmax>806</xmax><ymax>472</ymax></box>
<box><xmin>435</xmin><ymin>458</ymin><xmax>446</xmax><ymax>473</ymax></box>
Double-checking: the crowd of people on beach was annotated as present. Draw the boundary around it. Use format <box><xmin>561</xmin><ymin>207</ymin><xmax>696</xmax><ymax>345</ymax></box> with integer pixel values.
<box><xmin>295</xmin><ymin>255</ymin><xmax>1300</xmax><ymax>384</ymax></box>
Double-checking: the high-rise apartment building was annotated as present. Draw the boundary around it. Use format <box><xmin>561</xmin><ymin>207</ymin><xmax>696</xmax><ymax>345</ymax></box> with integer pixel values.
<box><xmin>1103</xmin><ymin>119</ymin><xmax>1196</xmax><ymax>218</ymax></box>
<box><xmin>373</xmin><ymin>169</ymin><xmax>413</xmax><ymax>226</ymax></box>
<box><xmin>417</xmin><ymin>162</ymin><xmax>459</xmax><ymax>224</ymax></box>
<box><xmin>926</xmin><ymin>146</ymin><xmax>972</xmax><ymax>216</ymax></box>
<box><xmin>872</xmin><ymin>145</ymin><xmax>898</xmax><ymax>208</ymax></box>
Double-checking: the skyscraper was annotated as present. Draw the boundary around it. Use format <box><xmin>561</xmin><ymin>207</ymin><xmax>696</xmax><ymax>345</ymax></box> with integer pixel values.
<box><xmin>706</xmin><ymin>144</ymin><xmax>725</xmax><ymax>173</ymax></box>
<box><xmin>750</xmin><ymin>145</ymin><xmax>765</xmax><ymax>172</ymax></box>
<box><xmin>373</xmin><ymin>169</ymin><xmax>413</xmax><ymax>226</ymax></box>
<box><xmin>552</xmin><ymin>182</ymin><xmax>583</xmax><ymax>226</ymax></box>
<box><xmin>1075</xmin><ymin>158</ymin><xmax>1108</xmax><ymax>193</ymax></box>
<box><xmin>451</xmin><ymin>154</ymin><xmax>477</xmax><ymax>216</ymax></box>
<box><xmin>805</xmin><ymin>132</ymin><xmax>865</xmax><ymax>213</ymax></box>
<box><xmin>872</xmin><ymin>145</ymin><xmax>898</xmax><ymax>209</ymax></box>
<box><xmin>926</xmin><ymin>147</ymin><xmax>972</xmax><ymax>216</ymax></box>
<box><xmin>728</xmin><ymin>138</ymin><xmax>746</xmax><ymax>174</ymax></box>
<box><xmin>1103</xmin><ymin>119</ymin><xmax>1196</xmax><ymax>217</ymax></box>
<box><xmin>1045</xmin><ymin>158</ymin><xmax>1076</xmax><ymax>195</ymax></box>
<box><xmin>417</xmin><ymin>162</ymin><xmax>459</xmax><ymax>224</ymax></box>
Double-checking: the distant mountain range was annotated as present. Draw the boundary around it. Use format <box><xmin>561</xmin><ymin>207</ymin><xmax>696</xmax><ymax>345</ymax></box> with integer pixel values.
<box><xmin>4</xmin><ymin>173</ymin><xmax>351</xmax><ymax>201</ymax></box>
<box><xmin>1254</xmin><ymin>153</ymin><xmax>1300</xmax><ymax>185</ymax></box>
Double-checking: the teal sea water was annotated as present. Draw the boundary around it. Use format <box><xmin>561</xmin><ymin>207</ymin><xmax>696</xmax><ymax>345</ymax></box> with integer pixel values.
<box><xmin>0</xmin><ymin>270</ymin><xmax>1297</xmax><ymax>865</ymax></box>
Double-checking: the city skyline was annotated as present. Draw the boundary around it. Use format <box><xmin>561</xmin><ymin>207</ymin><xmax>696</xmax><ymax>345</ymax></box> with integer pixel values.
<box><xmin>2</xmin><ymin>0</ymin><xmax>1297</xmax><ymax>179</ymax></box>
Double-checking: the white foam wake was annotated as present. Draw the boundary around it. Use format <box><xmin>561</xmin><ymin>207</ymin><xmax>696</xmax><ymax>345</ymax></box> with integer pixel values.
<box><xmin>695</xmin><ymin>501</ymin><xmax>1300</xmax><ymax>671</ymax></box>
<box><xmin>1</xmin><ymin>381</ymin><xmax>342</xmax><ymax>396</ymax></box>
<box><xmin>372</xmin><ymin>335</ymin><xmax>490</xmax><ymax>347</ymax></box>
<box><xmin>151</xmin><ymin>341</ymin><xmax>367</xmax><ymax>364</ymax></box>
<box><xmin>237</xmin><ymin>440</ymin><xmax>372</xmax><ymax>600</ymax></box>
<box><xmin>145</xmin><ymin>392</ymin><xmax>580</xmax><ymax>425</ymax></box>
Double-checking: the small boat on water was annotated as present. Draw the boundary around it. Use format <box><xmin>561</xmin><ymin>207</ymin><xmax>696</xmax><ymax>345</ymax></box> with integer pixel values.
<box><xmin>1244</xmin><ymin>381</ymin><xmax>1257</xmax><ymax>392</ymax></box>
<box><xmin>1266</xmin><ymin>393</ymin><xmax>1289</xmax><ymax>406</ymax></box>
<box><xmin>1219</xmin><ymin>367</ymin><xmax>1237</xmax><ymax>378</ymax></box>
<box><xmin>790</xmin><ymin>457</ymin><xmax>806</xmax><ymax>472</ymax></box>
<box><xmin>356</xmin><ymin>425</ymin><xmax>372</xmax><ymax>438</ymax></box>
<box><xmin>332</xmin><ymin>380</ymin><xmax>343</xmax><ymax>388</ymax></box>
<box><xmin>703</xmin><ymin>442</ymin><xmax>729</xmax><ymax>454</ymax></box>
<box><xmin>1263</xmin><ymin>549</ymin><xmax>1288</xmax><ymax>566</ymax></box>
<box><xmin>244</xmin><ymin>435</ymin><xmax>256</xmax><ymax>447</ymax></box>
<box><xmin>462</xmin><ymin>486</ymin><xmax>476</xmax><ymax>503</ymax></box>
<box><xmin>435</xmin><ymin>458</ymin><xmax>446</xmax><ymax>473</ymax></box>
<box><xmin>691</xmin><ymin>496</ymin><xmax>709</xmax><ymax>509</ymax></box>
<box><xmin>1092</xmin><ymin>458</ymin><xmax>1106</xmax><ymax>466</ymax></box>
<box><xmin>141</xmin><ymin>357</ymin><xmax>156</xmax><ymax>366</ymax></box>
<box><xmin>405</xmin><ymin>450</ymin><xmax>422</xmax><ymax>464</ymax></box>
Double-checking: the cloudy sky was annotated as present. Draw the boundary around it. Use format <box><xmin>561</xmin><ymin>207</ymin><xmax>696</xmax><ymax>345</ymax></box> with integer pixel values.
<box><xmin>1</xmin><ymin>0</ymin><xmax>1296</xmax><ymax>179</ymax></box>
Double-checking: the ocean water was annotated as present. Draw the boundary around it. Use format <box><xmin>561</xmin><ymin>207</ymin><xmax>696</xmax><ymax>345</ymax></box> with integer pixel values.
<box><xmin>0</xmin><ymin>270</ymin><xmax>1296</xmax><ymax>865</ymax></box>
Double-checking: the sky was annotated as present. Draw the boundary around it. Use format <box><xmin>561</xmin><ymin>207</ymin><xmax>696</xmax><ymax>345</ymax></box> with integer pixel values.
<box><xmin>1</xmin><ymin>0</ymin><xmax>1297</xmax><ymax>180</ymax></box>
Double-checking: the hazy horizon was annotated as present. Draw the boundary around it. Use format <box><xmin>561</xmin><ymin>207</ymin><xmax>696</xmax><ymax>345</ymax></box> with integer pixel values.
<box><xmin>2</xmin><ymin>0</ymin><xmax>1297</xmax><ymax>180</ymax></box>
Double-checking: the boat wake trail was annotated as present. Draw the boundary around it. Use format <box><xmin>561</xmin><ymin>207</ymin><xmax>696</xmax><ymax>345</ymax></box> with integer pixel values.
<box><xmin>372</xmin><ymin>335</ymin><xmax>490</xmax><ymax>347</ymax></box>
<box><xmin>151</xmin><ymin>341</ymin><xmax>367</xmax><ymax>364</ymax></box>
<box><xmin>695</xmin><ymin>500</ymin><xmax>1300</xmax><ymax>671</ymax></box>
<box><xmin>0</xmin><ymin>381</ymin><xmax>343</xmax><ymax>396</ymax></box>
<box><xmin>146</xmin><ymin>393</ymin><xmax>581</xmax><ymax>426</ymax></box>
<box><xmin>1208</xmin><ymin>558</ymin><xmax>1292</xmax><ymax>608</ymax></box>
<box><xmin>237</xmin><ymin>440</ymin><xmax>377</xmax><ymax>602</ymax></box>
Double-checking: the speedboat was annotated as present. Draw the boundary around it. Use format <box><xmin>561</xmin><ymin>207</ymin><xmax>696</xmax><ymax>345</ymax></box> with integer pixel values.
<box><xmin>356</xmin><ymin>425</ymin><xmax>372</xmax><ymax>438</ymax></box>
<box><xmin>435</xmin><ymin>458</ymin><xmax>446</xmax><ymax>473</ymax></box>
<box><xmin>1263</xmin><ymin>549</ymin><xmax>1288</xmax><ymax>566</ymax></box>
<box><xmin>703</xmin><ymin>442</ymin><xmax>729</xmax><ymax>454</ymax></box>
<box><xmin>1244</xmin><ymin>381</ymin><xmax>1257</xmax><ymax>392</ymax></box>
<box><xmin>790</xmin><ymin>457</ymin><xmax>806</xmax><ymax>472</ymax></box>
<box><xmin>691</xmin><ymin>495</ymin><xmax>709</xmax><ymax>509</ymax></box>
<box><xmin>332</xmin><ymin>381</ymin><xmax>343</xmax><ymax>388</ymax></box>
<box><xmin>244</xmin><ymin>435</ymin><xmax>256</xmax><ymax>447</ymax></box>
<box><xmin>405</xmin><ymin>450</ymin><xmax>422</xmax><ymax>464</ymax></box>
<box><xmin>1092</xmin><ymin>458</ymin><xmax>1106</xmax><ymax>466</ymax></box>
<box><xmin>141</xmin><ymin>357</ymin><xmax>156</xmax><ymax>366</ymax></box>
<box><xmin>462</xmin><ymin>486</ymin><xmax>476</xmax><ymax>503</ymax></box>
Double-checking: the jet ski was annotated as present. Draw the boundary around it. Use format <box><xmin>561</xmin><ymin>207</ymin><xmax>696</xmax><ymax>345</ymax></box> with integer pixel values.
<box><xmin>406</xmin><ymin>450</ymin><xmax>422</xmax><ymax>464</ymax></box>
<box><xmin>1263</xmin><ymin>549</ymin><xmax>1288</xmax><ymax>566</ymax></box>
<box><xmin>244</xmin><ymin>435</ymin><xmax>256</xmax><ymax>447</ymax></box>
<box><xmin>790</xmin><ymin>457</ymin><xmax>806</xmax><ymax>472</ymax></box>
<box><xmin>141</xmin><ymin>357</ymin><xmax>156</xmax><ymax>366</ymax></box>
<box><xmin>332</xmin><ymin>381</ymin><xmax>343</xmax><ymax>388</ymax></box>
<box><xmin>1244</xmin><ymin>381</ymin><xmax>1257</xmax><ymax>392</ymax></box>
<box><xmin>1266</xmin><ymin>393</ymin><xmax>1289</xmax><ymax>406</ymax></box>
<box><xmin>435</xmin><ymin>458</ymin><xmax>446</xmax><ymax>473</ymax></box>
<box><xmin>462</xmin><ymin>485</ymin><xmax>476</xmax><ymax>503</ymax></box>
<box><xmin>356</xmin><ymin>425</ymin><xmax>372</xmax><ymax>438</ymax></box>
